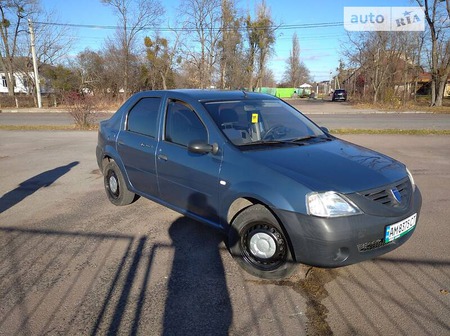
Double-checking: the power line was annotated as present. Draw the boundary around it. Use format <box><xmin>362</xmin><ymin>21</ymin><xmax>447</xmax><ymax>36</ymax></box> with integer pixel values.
<box><xmin>34</xmin><ymin>20</ymin><xmax>344</xmax><ymax>32</ymax></box>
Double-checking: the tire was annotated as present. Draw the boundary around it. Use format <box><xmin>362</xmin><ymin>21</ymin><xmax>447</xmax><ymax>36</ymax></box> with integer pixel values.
<box><xmin>103</xmin><ymin>160</ymin><xmax>137</xmax><ymax>206</ymax></box>
<box><xmin>227</xmin><ymin>204</ymin><xmax>296</xmax><ymax>279</ymax></box>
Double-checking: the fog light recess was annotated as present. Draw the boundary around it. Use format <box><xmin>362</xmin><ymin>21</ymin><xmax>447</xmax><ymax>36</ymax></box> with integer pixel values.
<box><xmin>333</xmin><ymin>247</ymin><xmax>349</xmax><ymax>263</ymax></box>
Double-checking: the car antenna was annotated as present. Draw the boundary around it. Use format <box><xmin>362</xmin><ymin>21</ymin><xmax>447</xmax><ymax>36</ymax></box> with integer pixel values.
<box><xmin>242</xmin><ymin>89</ymin><xmax>248</xmax><ymax>98</ymax></box>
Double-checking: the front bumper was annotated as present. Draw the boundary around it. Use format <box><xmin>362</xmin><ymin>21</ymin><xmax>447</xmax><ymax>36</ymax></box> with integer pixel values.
<box><xmin>274</xmin><ymin>187</ymin><xmax>422</xmax><ymax>268</ymax></box>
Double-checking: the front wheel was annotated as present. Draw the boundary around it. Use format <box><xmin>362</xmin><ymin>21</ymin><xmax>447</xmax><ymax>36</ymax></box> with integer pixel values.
<box><xmin>227</xmin><ymin>204</ymin><xmax>296</xmax><ymax>279</ymax></box>
<box><xmin>103</xmin><ymin>160</ymin><xmax>138</xmax><ymax>206</ymax></box>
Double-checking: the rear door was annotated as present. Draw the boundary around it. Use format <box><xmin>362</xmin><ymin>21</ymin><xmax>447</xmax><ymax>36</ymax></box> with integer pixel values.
<box><xmin>117</xmin><ymin>96</ymin><xmax>161</xmax><ymax>197</ymax></box>
<box><xmin>156</xmin><ymin>99</ymin><xmax>222</xmax><ymax>224</ymax></box>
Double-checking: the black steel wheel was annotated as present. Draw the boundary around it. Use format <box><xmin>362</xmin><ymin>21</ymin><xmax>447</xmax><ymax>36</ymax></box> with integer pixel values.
<box><xmin>103</xmin><ymin>160</ymin><xmax>137</xmax><ymax>206</ymax></box>
<box><xmin>228</xmin><ymin>204</ymin><xmax>295</xmax><ymax>279</ymax></box>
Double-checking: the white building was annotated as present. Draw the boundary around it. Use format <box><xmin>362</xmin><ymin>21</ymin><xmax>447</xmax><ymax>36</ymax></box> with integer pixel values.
<box><xmin>0</xmin><ymin>72</ymin><xmax>33</xmax><ymax>94</ymax></box>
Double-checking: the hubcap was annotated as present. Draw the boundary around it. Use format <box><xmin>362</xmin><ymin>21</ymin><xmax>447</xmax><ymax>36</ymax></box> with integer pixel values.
<box><xmin>241</xmin><ymin>223</ymin><xmax>287</xmax><ymax>270</ymax></box>
<box><xmin>249</xmin><ymin>232</ymin><xmax>277</xmax><ymax>259</ymax></box>
<box><xmin>109</xmin><ymin>175</ymin><xmax>118</xmax><ymax>194</ymax></box>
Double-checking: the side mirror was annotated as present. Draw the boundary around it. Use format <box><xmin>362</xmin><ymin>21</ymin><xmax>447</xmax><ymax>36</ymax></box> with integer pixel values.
<box><xmin>188</xmin><ymin>141</ymin><xmax>219</xmax><ymax>155</ymax></box>
<box><xmin>320</xmin><ymin>126</ymin><xmax>330</xmax><ymax>134</ymax></box>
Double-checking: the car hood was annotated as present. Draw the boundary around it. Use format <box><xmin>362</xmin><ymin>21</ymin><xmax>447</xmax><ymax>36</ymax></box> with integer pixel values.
<box><xmin>244</xmin><ymin>139</ymin><xmax>406</xmax><ymax>193</ymax></box>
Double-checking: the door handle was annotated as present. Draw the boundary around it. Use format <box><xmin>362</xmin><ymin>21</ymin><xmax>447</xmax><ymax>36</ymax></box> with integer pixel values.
<box><xmin>157</xmin><ymin>154</ymin><xmax>168</xmax><ymax>161</ymax></box>
<box><xmin>140</xmin><ymin>143</ymin><xmax>152</xmax><ymax>148</ymax></box>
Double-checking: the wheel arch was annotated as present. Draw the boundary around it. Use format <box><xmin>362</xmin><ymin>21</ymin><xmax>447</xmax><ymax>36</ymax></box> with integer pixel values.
<box><xmin>101</xmin><ymin>156</ymin><xmax>112</xmax><ymax>171</ymax></box>
<box><xmin>226</xmin><ymin>197</ymin><xmax>297</xmax><ymax>262</ymax></box>
<box><xmin>99</xmin><ymin>146</ymin><xmax>133</xmax><ymax>191</ymax></box>
<box><xmin>227</xmin><ymin>197</ymin><xmax>256</xmax><ymax>225</ymax></box>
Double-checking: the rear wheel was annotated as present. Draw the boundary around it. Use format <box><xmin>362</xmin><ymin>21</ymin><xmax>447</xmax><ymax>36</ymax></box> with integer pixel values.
<box><xmin>103</xmin><ymin>160</ymin><xmax>137</xmax><ymax>206</ymax></box>
<box><xmin>228</xmin><ymin>204</ymin><xmax>296</xmax><ymax>279</ymax></box>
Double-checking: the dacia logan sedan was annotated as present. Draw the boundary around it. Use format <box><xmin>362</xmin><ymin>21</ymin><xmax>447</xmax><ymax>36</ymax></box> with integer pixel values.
<box><xmin>96</xmin><ymin>90</ymin><xmax>421</xmax><ymax>279</ymax></box>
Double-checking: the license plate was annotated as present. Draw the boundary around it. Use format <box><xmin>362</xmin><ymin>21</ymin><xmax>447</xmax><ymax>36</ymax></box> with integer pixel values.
<box><xmin>385</xmin><ymin>213</ymin><xmax>417</xmax><ymax>243</ymax></box>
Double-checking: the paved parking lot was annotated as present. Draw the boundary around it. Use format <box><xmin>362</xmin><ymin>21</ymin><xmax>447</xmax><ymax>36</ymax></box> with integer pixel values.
<box><xmin>0</xmin><ymin>130</ymin><xmax>449</xmax><ymax>335</ymax></box>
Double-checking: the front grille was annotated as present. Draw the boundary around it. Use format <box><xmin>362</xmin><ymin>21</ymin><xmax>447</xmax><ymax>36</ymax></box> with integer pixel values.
<box><xmin>357</xmin><ymin>239</ymin><xmax>386</xmax><ymax>252</ymax></box>
<box><xmin>362</xmin><ymin>179</ymin><xmax>411</xmax><ymax>208</ymax></box>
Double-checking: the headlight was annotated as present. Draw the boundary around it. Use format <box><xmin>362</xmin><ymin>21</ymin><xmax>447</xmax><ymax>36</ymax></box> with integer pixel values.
<box><xmin>306</xmin><ymin>191</ymin><xmax>362</xmax><ymax>217</ymax></box>
<box><xmin>406</xmin><ymin>167</ymin><xmax>416</xmax><ymax>191</ymax></box>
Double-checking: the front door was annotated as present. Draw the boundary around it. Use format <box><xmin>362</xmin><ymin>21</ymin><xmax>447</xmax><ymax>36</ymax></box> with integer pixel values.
<box><xmin>156</xmin><ymin>99</ymin><xmax>222</xmax><ymax>224</ymax></box>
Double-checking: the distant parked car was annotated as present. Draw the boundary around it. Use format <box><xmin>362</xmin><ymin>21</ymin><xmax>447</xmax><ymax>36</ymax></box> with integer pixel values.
<box><xmin>96</xmin><ymin>89</ymin><xmax>421</xmax><ymax>279</ymax></box>
<box><xmin>332</xmin><ymin>89</ymin><xmax>347</xmax><ymax>101</ymax></box>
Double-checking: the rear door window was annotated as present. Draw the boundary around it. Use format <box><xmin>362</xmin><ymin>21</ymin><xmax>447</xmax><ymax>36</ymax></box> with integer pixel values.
<box><xmin>127</xmin><ymin>97</ymin><xmax>161</xmax><ymax>137</ymax></box>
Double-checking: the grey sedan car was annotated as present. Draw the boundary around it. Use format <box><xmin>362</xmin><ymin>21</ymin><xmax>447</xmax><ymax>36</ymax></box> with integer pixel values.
<box><xmin>96</xmin><ymin>90</ymin><xmax>421</xmax><ymax>279</ymax></box>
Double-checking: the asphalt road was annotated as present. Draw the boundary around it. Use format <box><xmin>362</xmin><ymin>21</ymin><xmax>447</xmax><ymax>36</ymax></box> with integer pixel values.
<box><xmin>0</xmin><ymin>130</ymin><xmax>449</xmax><ymax>335</ymax></box>
<box><xmin>1</xmin><ymin>100</ymin><xmax>450</xmax><ymax>130</ymax></box>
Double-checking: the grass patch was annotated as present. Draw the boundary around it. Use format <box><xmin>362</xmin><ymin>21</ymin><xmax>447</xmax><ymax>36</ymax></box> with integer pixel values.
<box><xmin>0</xmin><ymin>125</ymin><xmax>98</xmax><ymax>131</ymax></box>
<box><xmin>330</xmin><ymin>128</ymin><xmax>450</xmax><ymax>135</ymax></box>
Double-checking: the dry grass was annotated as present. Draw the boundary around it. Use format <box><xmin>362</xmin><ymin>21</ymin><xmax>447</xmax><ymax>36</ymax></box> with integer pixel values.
<box><xmin>349</xmin><ymin>97</ymin><xmax>450</xmax><ymax>113</ymax></box>
<box><xmin>0</xmin><ymin>125</ymin><xmax>98</xmax><ymax>131</ymax></box>
<box><xmin>331</xmin><ymin>128</ymin><xmax>450</xmax><ymax>135</ymax></box>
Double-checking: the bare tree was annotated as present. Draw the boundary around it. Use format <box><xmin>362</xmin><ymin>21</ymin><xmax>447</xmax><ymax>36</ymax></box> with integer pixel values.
<box><xmin>76</xmin><ymin>49</ymin><xmax>107</xmax><ymax>94</ymax></box>
<box><xmin>17</xmin><ymin>11</ymin><xmax>75</xmax><ymax>104</ymax></box>
<box><xmin>178</xmin><ymin>0</ymin><xmax>222</xmax><ymax>88</ymax></box>
<box><xmin>283</xmin><ymin>32</ymin><xmax>310</xmax><ymax>87</ymax></box>
<box><xmin>32</xmin><ymin>11</ymin><xmax>73</xmax><ymax>65</ymax></box>
<box><xmin>145</xmin><ymin>34</ymin><xmax>180</xmax><ymax>90</ymax></box>
<box><xmin>101</xmin><ymin>0</ymin><xmax>164</xmax><ymax>98</ymax></box>
<box><xmin>219</xmin><ymin>0</ymin><xmax>244</xmax><ymax>89</ymax></box>
<box><xmin>343</xmin><ymin>31</ymin><xmax>424</xmax><ymax>104</ymax></box>
<box><xmin>416</xmin><ymin>0</ymin><xmax>450</xmax><ymax>106</ymax></box>
<box><xmin>245</xmin><ymin>1</ymin><xmax>276</xmax><ymax>90</ymax></box>
<box><xmin>0</xmin><ymin>0</ymin><xmax>38</xmax><ymax>96</ymax></box>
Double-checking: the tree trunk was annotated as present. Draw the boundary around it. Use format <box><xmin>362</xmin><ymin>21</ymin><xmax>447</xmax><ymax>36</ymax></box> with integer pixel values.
<box><xmin>123</xmin><ymin>50</ymin><xmax>129</xmax><ymax>101</ymax></box>
<box><xmin>434</xmin><ymin>78</ymin><xmax>447</xmax><ymax>106</ymax></box>
<box><xmin>160</xmin><ymin>71</ymin><xmax>167</xmax><ymax>90</ymax></box>
<box><xmin>5</xmin><ymin>61</ymin><xmax>15</xmax><ymax>96</ymax></box>
<box><xmin>430</xmin><ymin>76</ymin><xmax>437</xmax><ymax>106</ymax></box>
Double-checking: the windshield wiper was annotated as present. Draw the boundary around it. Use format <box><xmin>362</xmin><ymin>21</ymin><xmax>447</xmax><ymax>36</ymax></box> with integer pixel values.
<box><xmin>288</xmin><ymin>135</ymin><xmax>332</xmax><ymax>143</ymax></box>
<box><xmin>238</xmin><ymin>136</ymin><xmax>332</xmax><ymax>148</ymax></box>
<box><xmin>239</xmin><ymin>140</ymin><xmax>306</xmax><ymax>147</ymax></box>
<box><xmin>289</xmin><ymin>136</ymin><xmax>317</xmax><ymax>142</ymax></box>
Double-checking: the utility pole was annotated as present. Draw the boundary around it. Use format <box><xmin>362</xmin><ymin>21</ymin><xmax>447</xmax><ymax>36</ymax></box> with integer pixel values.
<box><xmin>28</xmin><ymin>19</ymin><xmax>42</xmax><ymax>108</ymax></box>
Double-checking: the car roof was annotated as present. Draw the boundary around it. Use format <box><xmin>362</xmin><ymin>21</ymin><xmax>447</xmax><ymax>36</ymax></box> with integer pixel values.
<box><xmin>134</xmin><ymin>89</ymin><xmax>277</xmax><ymax>102</ymax></box>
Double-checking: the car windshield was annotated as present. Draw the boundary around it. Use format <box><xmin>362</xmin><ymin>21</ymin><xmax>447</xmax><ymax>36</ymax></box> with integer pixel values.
<box><xmin>203</xmin><ymin>99</ymin><xmax>326</xmax><ymax>147</ymax></box>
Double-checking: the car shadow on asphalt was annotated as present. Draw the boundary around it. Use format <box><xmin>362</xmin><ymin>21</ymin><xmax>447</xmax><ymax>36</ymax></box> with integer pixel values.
<box><xmin>0</xmin><ymin>217</ymin><xmax>233</xmax><ymax>335</ymax></box>
<box><xmin>0</xmin><ymin>161</ymin><xmax>79</xmax><ymax>214</ymax></box>
<box><xmin>162</xmin><ymin>217</ymin><xmax>232</xmax><ymax>335</ymax></box>
<box><xmin>93</xmin><ymin>216</ymin><xmax>233</xmax><ymax>336</ymax></box>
